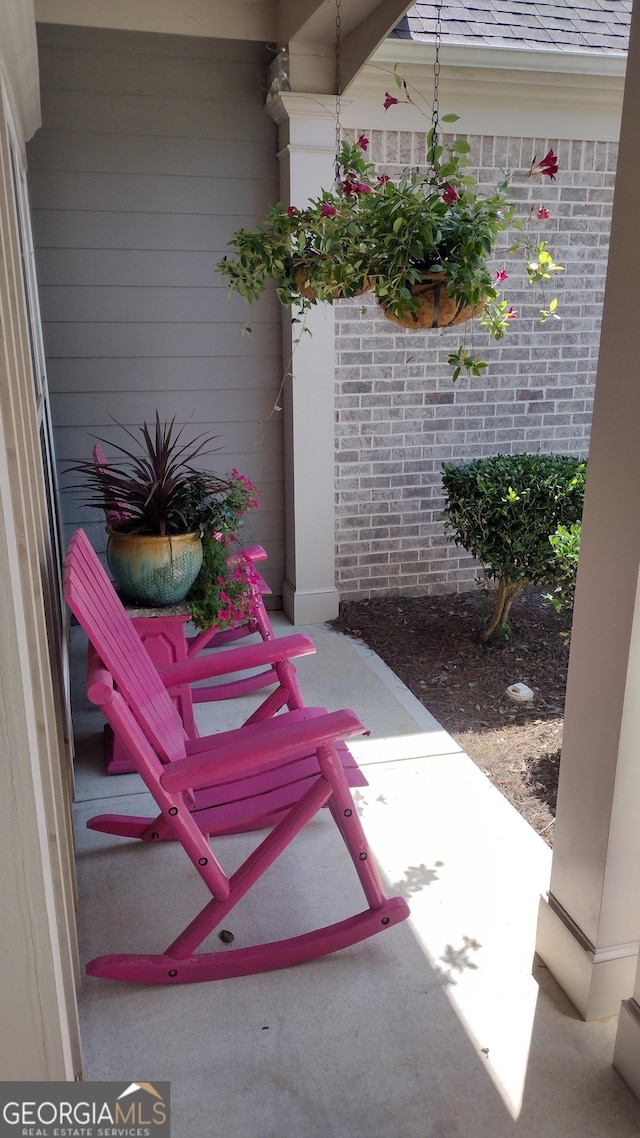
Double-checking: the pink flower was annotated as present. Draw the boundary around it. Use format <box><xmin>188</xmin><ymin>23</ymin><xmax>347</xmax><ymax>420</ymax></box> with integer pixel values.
<box><xmin>343</xmin><ymin>179</ymin><xmax>372</xmax><ymax>196</ymax></box>
<box><xmin>213</xmin><ymin>531</ymin><xmax>223</xmax><ymax>542</ymax></box>
<box><xmin>377</xmin><ymin>174</ymin><xmax>390</xmax><ymax>185</ymax></box>
<box><xmin>358</xmin><ymin>134</ymin><xmax>369</xmax><ymax>152</ymax></box>
<box><xmin>531</xmin><ymin>149</ymin><xmax>559</xmax><ymax>180</ymax></box>
<box><xmin>321</xmin><ymin>201</ymin><xmax>338</xmax><ymax>217</ymax></box>
<box><xmin>507</xmin><ymin>306</ymin><xmax>518</xmax><ymax>320</ymax></box>
<box><xmin>537</xmin><ymin>206</ymin><xmax>551</xmax><ymax>220</ymax></box>
<box><xmin>383</xmin><ymin>91</ymin><xmax>399</xmax><ymax>110</ymax></box>
<box><xmin>495</xmin><ymin>269</ymin><xmax>509</xmax><ymax>282</ymax></box>
<box><xmin>442</xmin><ymin>184</ymin><xmax>459</xmax><ymax>205</ymax></box>
<box><xmin>286</xmin><ymin>206</ymin><xmax>298</xmax><ymax>217</ymax></box>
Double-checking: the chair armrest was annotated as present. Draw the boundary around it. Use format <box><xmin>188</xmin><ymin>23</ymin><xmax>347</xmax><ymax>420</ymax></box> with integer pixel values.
<box><xmin>86</xmin><ymin>645</ymin><xmax>117</xmax><ymax>707</ymax></box>
<box><xmin>160</xmin><ymin>708</ymin><xmax>365</xmax><ymax>792</ymax></box>
<box><xmin>228</xmin><ymin>543</ymin><xmax>267</xmax><ymax>565</ymax></box>
<box><xmin>156</xmin><ymin>632</ymin><xmax>315</xmax><ymax>688</ymax></box>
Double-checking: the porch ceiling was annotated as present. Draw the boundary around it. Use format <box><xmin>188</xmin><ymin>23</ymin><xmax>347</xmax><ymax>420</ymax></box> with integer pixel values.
<box><xmin>34</xmin><ymin>0</ymin><xmax>414</xmax><ymax>91</ymax></box>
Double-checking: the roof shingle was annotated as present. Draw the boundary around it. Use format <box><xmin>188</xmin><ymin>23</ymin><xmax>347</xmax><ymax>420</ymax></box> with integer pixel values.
<box><xmin>391</xmin><ymin>1</ymin><xmax>631</xmax><ymax>53</ymax></box>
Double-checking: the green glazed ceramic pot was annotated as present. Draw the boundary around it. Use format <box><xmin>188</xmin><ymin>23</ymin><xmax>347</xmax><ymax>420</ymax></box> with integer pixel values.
<box><xmin>107</xmin><ymin>529</ymin><xmax>203</xmax><ymax>606</ymax></box>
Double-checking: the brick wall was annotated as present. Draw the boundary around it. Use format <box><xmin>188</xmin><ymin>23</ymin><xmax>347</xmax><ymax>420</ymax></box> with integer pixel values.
<box><xmin>335</xmin><ymin>129</ymin><xmax>616</xmax><ymax>599</ymax></box>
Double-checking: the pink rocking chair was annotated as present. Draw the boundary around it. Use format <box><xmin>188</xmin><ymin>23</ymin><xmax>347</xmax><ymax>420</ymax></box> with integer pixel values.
<box><xmin>92</xmin><ymin>443</ymin><xmax>300</xmax><ymax>772</ymax></box>
<box><xmin>65</xmin><ymin>530</ymin><xmax>409</xmax><ymax>983</ymax></box>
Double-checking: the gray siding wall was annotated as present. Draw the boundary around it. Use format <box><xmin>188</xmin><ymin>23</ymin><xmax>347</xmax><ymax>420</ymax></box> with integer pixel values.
<box><xmin>28</xmin><ymin>25</ymin><xmax>285</xmax><ymax>597</ymax></box>
<box><xmin>335</xmin><ymin>127</ymin><xmax>611</xmax><ymax>599</ymax></box>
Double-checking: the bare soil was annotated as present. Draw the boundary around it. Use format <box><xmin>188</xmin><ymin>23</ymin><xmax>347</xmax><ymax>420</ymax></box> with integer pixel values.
<box><xmin>332</xmin><ymin>586</ymin><xmax>570</xmax><ymax>846</ymax></box>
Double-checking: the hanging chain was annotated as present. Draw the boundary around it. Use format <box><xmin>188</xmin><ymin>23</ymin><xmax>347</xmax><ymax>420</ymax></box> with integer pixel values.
<box><xmin>428</xmin><ymin>0</ymin><xmax>443</xmax><ymax>167</ymax></box>
<box><xmin>335</xmin><ymin>0</ymin><xmax>342</xmax><ymax>185</ymax></box>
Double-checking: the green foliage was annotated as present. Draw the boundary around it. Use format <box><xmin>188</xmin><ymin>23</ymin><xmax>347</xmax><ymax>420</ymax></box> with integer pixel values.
<box><xmin>180</xmin><ymin>468</ymin><xmax>258</xmax><ymax>538</ymax></box>
<box><xmin>441</xmin><ymin>454</ymin><xmax>586</xmax><ymax>639</ymax></box>
<box><xmin>186</xmin><ymin>469</ymin><xmax>260</xmax><ymax>632</ymax></box>
<box><xmin>187</xmin><ymin>538</ymin><xmax>260</xmax><ymax>633</ymax></box>
<box><xmin>543</xmin><ymin>522</ymin><xmax>581</xmax><ymax>633</ymax></box>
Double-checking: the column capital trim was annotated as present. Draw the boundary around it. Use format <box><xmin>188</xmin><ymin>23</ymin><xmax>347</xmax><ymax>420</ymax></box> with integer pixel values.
<box><xmin>267</xmin><ymin>91</ymin><xmax>352</xmax><ymax>126</ymax></box>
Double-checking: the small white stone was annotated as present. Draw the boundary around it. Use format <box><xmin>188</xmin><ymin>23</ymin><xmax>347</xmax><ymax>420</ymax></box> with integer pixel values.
<box><xmin>506</xmin><ymin>682</ymin><xmax>535</xmax><ymax>703</ymax></box>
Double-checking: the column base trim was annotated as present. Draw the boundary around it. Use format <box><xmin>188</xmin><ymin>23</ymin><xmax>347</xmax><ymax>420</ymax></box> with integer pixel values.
<box><xmin>614</xmin><ymin>999</ymin><xmax>640</xmax><ymax>1100</ymax></box>
<box><xmin>536</xmin><ymin>893</ymin><xmax>638</xmax><ymax>1020</ymax></box>
<box><xmin>282</xmin><ymin>580</ymin><xmax>340</xmax><ymax>624</ymax></box>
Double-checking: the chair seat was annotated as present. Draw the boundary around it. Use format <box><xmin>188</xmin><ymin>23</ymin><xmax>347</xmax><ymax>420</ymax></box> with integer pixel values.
<box><xmin>88</xmin><ymin>739</ymin><xmax>363</xmax><ymax>839</ymax></box>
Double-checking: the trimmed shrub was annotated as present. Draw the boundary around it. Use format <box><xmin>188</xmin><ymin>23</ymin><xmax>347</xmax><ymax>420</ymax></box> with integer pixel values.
<box><xmin>543</xmin><ymin>522</ymin><xmax>582</xmax><ymax>636</ymax></box>
<box><xmin>442</xmin><ymin>453</ymin><xmax>586</xmax><ymax>640</ymax></box>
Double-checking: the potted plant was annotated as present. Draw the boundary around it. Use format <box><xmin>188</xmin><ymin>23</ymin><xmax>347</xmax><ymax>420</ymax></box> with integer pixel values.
<box><xmin>217</xmin><ymin>88</ymin><xmax>563</xmax><ymax>382</ymax></box>
<box><xmin>186</xmin><ymin>468</ymin><xmax>263</xmax><ymax>632</ymax></box>
<box><xmin>68</xmin><ymin>414</ymin><xmax>257</xmax><ymax>609</ymax></box>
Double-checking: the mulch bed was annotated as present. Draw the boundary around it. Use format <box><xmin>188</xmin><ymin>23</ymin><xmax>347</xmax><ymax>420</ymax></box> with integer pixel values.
<box><xmin>332</xmin><ymin>586</ymin><xmax>571</xmax><ymax>846</ymax></box>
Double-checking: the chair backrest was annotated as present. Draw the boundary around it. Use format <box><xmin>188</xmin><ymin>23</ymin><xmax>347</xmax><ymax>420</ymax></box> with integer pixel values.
<box><xmin>64</xmin><ymin>529</ymin><xmax>187</xmax><ymax>764</ymax></box>
<box><xmin>92</xmin><ymin>443</ymin><xmax>130</xmax><ymax>526</ymax></box>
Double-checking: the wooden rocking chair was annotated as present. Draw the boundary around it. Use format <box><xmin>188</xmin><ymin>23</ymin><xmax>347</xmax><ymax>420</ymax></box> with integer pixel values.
<box><xmin>92</xmin><ymin>443</ymin><xmax>303</xmax><ymax>772</ymax></box>
<box><xmin>65</xmin><ymin>530</ymin><xmax>409</xmax><ymax>983</ymax></box>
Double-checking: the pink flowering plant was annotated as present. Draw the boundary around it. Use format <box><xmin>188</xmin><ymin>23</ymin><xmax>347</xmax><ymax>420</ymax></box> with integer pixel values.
<box><xmin>186</xmin><ymin>469</ymin><xmax>263</xmax><ymax>632</ymax></box>
<box><xmin>218</xmin><ymin>77</ymin><xmax>563</xmax><ymax>380</ymax></box>
<box><xmin>217</xmin><ymin>139</ymin><xmax>386</xmax><ymax>309</ymax></box>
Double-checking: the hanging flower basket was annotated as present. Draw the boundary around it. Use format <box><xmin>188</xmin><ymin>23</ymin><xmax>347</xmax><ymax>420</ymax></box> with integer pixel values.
<box><xmin>380</xmin><ymin>272</ymin><xmax>485</xmax><ymax>330</ymax></box>
<box><xmin>217</xmin><ymin>113</ymin><xmax>563</xmax><ymax>381</ymax></box>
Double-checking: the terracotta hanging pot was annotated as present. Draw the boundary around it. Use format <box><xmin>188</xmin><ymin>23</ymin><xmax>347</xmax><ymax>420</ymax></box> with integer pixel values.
<box><xmin>380</xmin><ymin>272</ymin><xmax>485</xmax><ymax>330</ymax></box>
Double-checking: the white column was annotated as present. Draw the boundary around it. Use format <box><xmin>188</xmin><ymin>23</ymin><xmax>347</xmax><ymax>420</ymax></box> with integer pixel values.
<box><xmin>615</xmin><ymin>973</ymin><xmax>640</xmax><ymax>1098</ymax></box>
<box><xmin>267</xmin><ymin>93</ymin><xmax>340</xmax><ymax>624</ymax></box>
<box><xmin>535</xmin><ymin>0</ymin><xmax>640</xmax><ymax>1022</ymax></box>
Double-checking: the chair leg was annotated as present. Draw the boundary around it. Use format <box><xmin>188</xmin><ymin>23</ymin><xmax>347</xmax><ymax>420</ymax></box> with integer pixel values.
<box><xmin>318</xmin><ymin>744</ymin><xmax>387</xmax><ymax>910</ymax></box>
<box><xmin>166</xmin><ymin>777</ymin><xmax>333</xmax><ymax>958</ymax></box>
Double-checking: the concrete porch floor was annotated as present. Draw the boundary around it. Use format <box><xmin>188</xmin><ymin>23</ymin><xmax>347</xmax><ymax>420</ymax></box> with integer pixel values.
<box><xmin>70</xmin><ymin>616</ymin><xmax>640</xmax><ymax>1138</ymax></box>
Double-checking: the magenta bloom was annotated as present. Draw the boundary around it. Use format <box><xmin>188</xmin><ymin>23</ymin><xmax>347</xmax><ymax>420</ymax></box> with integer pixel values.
<box><xmin>383</xmin><ymin>91</ymin><xmax>399</xmax><ymax>110</ymax></box>
<box><xmin>531</xmin><ymin>148</ymin><xmax>559</xmax><ymax>181</ymax></box>
<box><xmin>344</xmin><ymin>178</ymin><xmax>371</xmax><ymax>195</ymax></box>
<box><xmin>358</xmin><ymin>134</ymin><xmax>369</xmax><ymax>152</ymax></box>
<box><xmin>507</xmin><ymin>306</ymin><xmax>518</xmax><ymax>320</ymax></box>
<box><xmin>495</xmin><ymin>269</ymin><xmax>508</xmax><ymax>283</ymax></box>
<box><xmin>321</xmin><ymin>201</ymin><xmax>338</xmax><ymax>217</ymax></box>
<box><xmin>442</xmin><ymin>184</ymin><xmax>459</xmax><ymax>205</ymax></box>
<box><xmin>286</xmin><ymin>206</ymin><xmax>298</xmax><ymax>217</ymax></box>
<box><xmin>377</xmin><ymin>174</ymin><xmax>390</xmax><ymax>185</ymax></box>
<box><xmin>537</xmin><ymin>206</ymin><xmax>551</xmax><ymax>220</ymax></box>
